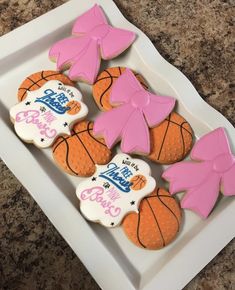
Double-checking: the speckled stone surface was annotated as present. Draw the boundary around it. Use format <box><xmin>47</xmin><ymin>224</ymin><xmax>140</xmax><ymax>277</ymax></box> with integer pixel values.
<box><xmin>0</xmin><ymin>0</ymin><xmax>234</xmax><ymax>290</ymax></box>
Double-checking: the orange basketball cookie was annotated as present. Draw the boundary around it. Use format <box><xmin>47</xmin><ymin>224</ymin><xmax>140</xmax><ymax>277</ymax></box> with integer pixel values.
<box><xmin>147</xmin><ymin>112</ymin><xmax>194</xmax><ymax>164</ymax></box>
<box><xmin>92</xmin><ymin>67</ymin><xmax>148</xmax><ymax>111</ymax></box>
<box><xmin>18</xmin><ymin>70</ymin><xmax>74</xmax><ymax>102</ymax></box>
<box><xmin>66</xmin><ymin>100</ymin><xmax>81</xmax><ymax>115</ymax></box>
<box><xmin>122</xmin><ymin>188</ymin><xmax>182</xmax><ymax>250</ymax></box>
<box><xmin>52</xmin><ymin>120</ymin><xmax>112</xmax><ymax>177</ymax></box>
<box><xmin>130</xmin><ymin>175</ymin><xmax>147</xmax><ymax>191</ymax></box>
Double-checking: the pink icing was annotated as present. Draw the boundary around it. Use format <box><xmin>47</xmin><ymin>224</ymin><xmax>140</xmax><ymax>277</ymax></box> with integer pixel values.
<box><xmin>93</xmin><ymin>69</ymin><xmax>176</xmax><ymax>154</ymax></box>
<box><xmin>49</xmin><ymin>4</ymin><xmax>135</xmax><ymax>84</ymax></box>
<box><xmin>80</xmin><ymin>186</ymin><xmax>121</xmax><ymax>217</ymax></box>
<box><xmin>15</xmin><ymin>110</ymin><xmax>57</xmax><ymax>138</ymax></box>
<box><xmin>162</xmin><ymin>128</ymin><xmax>235</xmax><ymax>218</ymax></box>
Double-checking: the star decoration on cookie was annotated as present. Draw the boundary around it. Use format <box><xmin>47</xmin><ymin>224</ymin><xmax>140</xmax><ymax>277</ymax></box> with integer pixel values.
<box><xmin>25</xmin><ymin>101</ymin><xmax>31</xmax><ymax>106</ymax></box>
<box><xmin>40</xmin><ymin>106</ymin><xmax>46</xmax><ymax>112</ymax></box>
<box><xmin>103</xmin><ymin>182</ymin><xmax>110</xmax><ymax>189</ymax></box>
<box><xmin>92</xmin><ymin>177</ymin><xmax>97</xmax><ymax>181</ymax></box>
<box><xmin>63</xmin><ymin>122</ymin><xmax>68</xmax><ymax>127</ymax></box>
<box><xmin>130</xmin><ymin>201</ymin><xmax>135</xmax><ymax>205</ymax></box>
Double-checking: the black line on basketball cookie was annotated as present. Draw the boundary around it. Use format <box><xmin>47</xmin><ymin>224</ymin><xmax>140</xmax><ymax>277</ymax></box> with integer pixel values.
<box><xmin>146</xmin><ymin>197</ymin><xmax>165</xmax><ymax>247</ymax></box>
<box><xmin>134</xmin><ymin>73</ymin><xmax>148</xmax><ymax>89</ymax></box>
<box><xmin>87</xmin><ymin>122</ymin><xmax>107</xmax><ymax>147</ymax></box>
<box><xmin>136</xmin><ymin>208</ymin><xmax>146</xmax><ymax>248</ymax></box>
<box><xmin>167</xmin><ymin>119</ymin><xmax>193</xmax><ymax>136</ymax></box>
<box><xmin>99</xmin><ymin>69</ymin><xmax>115</xmax><ymax>108</ymax></box>
<box><xmin>19</xmin><ymin>71</ymin><xmax>63</xmax><ymax>101</ymax></box>
<box><xmin>73</xmin><ymin>129</ymin><xmax>95</xmax><ymax>165</ymax></box>
<box><xmin>62</xmin><ymin>135</ymin><xmax>78</xmax><ymax>175</ymax></box>
<box><xmin>52</xmin><ymin>128</ymin><xmax>93</xmax><ymax>152</ymax></box>
<box><xmin>157</xmin><ymin>113</ymin><xmax>172</xmax><ymax>160</ymax></box>
<box><xmin>180</xmin><ymin>122</ymin><xmax>186</xmax><ymax>159</ymax></box>
<box><xmin>156</xmin><ymin>189</ymin><xmax>180</xmax><ymax>232</ymax></box>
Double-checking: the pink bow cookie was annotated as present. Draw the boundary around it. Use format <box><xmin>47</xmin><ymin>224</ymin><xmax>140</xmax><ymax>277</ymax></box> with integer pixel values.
<box><xmin>49</xmin><ymin>4</ymin><xmax>135</xmax><ymax>84</ymax></box>
<box><xmin>93</xmin><ymin>69</ymin><xmax>176</xmax><ymax>154</ymax></box>
<box><xmin>162</xmin><ymin>128</ymin><xmax>235</xmax><ymax>218</ymax></box>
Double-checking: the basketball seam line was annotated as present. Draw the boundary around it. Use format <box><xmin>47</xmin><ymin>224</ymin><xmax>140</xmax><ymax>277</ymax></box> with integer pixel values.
<box><xmin>167</xmin><ymin>118</ymin><xmax>193</xmax><ymax>136</ymax></box>
<box><xmin>146</xmin><ymin>198</ymin><xmax>166</xmax><ymax>247</ymax></box>
<box><xmin>58</xmin><ymin>135</ymin><xmax>78</xmax><ymax>175</ymax></box>
<box><xmin>19</xmin><ymin>71</ymin><xmax>62</xmax><ymax>101</ymax></box>
<box><xmin>94</xmin><ymin>74</ymin><xmax>148</xmax><ymax>89</ymax></box>
<box><xmin>180</xmin><ymin>122</ymin><xmax>186</xmax><ymax>159</ymax></box>
<box><xmin>87</xmin><ymin>122</ymin><xmax>107</xmax><ymax>147</ymax></box>
<box><xmin>157</xmin><ymin>113</ymin><xmax>171</xmax><ymax>160</ymax></box>
<box><xmin>52</xmin><ymin>128</ymin><xmax>93</xmax><ymax>152</ymax></box>
<box><xmin>158</xmin><ymin>195</ymin><xmax>180</xmax><ymax>232</ymax></box>
<box><xmin>99</xmin><ymin>69</ymin><xmax>114</xmax><ymax>107</ymax></box>
<box><xmin>156</xmin><ymin>189</ymin><xmax>180</xmax><ymax>232</ymax></box>
<box><xmin>72</xmin><ymin>129</ymin><xmax>95</xmax><ymax>165</ymax></box>
<box><xmin>136</xmin><ymin>207</ymin><xmax>146</xmax><ymax>248</ymax></box>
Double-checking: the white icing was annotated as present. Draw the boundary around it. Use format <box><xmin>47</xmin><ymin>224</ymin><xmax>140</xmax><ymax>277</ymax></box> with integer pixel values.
<box><xmin>10</xmin><ymin>80</ymin><xmax>88</xmax><ymax>148</ymax></box>
<box><xmin>76</xmin><ymin>153</ymin><xmax>156</xmax><ymax>227</ymax></box>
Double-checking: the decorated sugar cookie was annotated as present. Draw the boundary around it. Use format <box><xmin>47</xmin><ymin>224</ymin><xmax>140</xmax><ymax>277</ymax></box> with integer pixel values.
<box><xmin>148</xmin><ymin>112</ymin><xmax>193</xmax><ymax>164</ymax></box>
<box><xmin>10</xmin><ymin>80</ymin><xmax>88</xmax><ymax>148</ymax></box>
<box><xmin>162</xmin><ymin>128</ymin><xmax>235</xmax><ymax>218</ymax></box>
<box><xmin>76</xmin><ymin>154</ymin><xmax>156</xmax><ymax>227</ymax></box>
<box><xmin>122</xmin><ymin>188</ymin><xmax>182</xmax><ymax>250</ymax></box>
<box><xmin>53</xmin><ymin>120</ymin><xmax>112</xmax><ymax>177</ymax></box>
<box><xmin>49</xmin><ymin>5</ymin><xmax>135</xmax><ymax>84</ymax></box>
<box><xmin>93</xmin><ymin>68</ymin><xmax>176</xmax><ymax>154</ymax></box>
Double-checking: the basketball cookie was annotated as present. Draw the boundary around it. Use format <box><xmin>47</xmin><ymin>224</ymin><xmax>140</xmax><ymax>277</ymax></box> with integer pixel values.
<box><xmin>18</xmin><ymin>70</ymin><xmax>74</xmax><ymax>102</ymax></box>
<box><xmin>92</xmin><ymin>67</ymin><xmax>148</xmax><ymax>111</ymax></box>
<box><xmin>130</xmin><ymin>175</ymin><xmax>147</xmax><ymax>191</ymax></box>
<box><xmin>10</xmin><ymin>80</ymin><xmax>88</xmax><ymax>148</ymax></box>
<box><xmin>122</xmin><ymin>188</ymin><xmax>182</xmax><ymax>250</ymax></box>
<box><xmin>147</xmin><ymin>112</ymin><xmax>194</xmax><ymax>164</ymax></box>
<box><xmin>66</xmin><ymin>100</ymin><xmax>81</xmax><ymax>115</ymax></box>
<box><xmin>76</xmin><ymin>154</ymin><xmax>156</xmax><ymax>227</ymax></box>
<box><xmin>52</xmin><ymin>121</ymin><xmax>112</xmax><ymax>177</ymax></box>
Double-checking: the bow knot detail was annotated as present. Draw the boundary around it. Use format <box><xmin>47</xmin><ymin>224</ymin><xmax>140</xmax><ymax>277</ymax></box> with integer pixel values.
<box><xmin>93</xmin><ymin>69</ymin><xmax>176</xmax><ymax>154</ymax></box>
<box><xmin>49</xmin><ymin>5</ymin><xmax>136</xmax><ymax>84</ymax></box>
<box><xmin>130</xmin><ymin>91</ymin><xmax>150</xmax><ymax>108</ymax></box>
<box><xmin>162</xmin><ymin>128</ymin><xmax>235</xmax><ymax>218</ymax></box>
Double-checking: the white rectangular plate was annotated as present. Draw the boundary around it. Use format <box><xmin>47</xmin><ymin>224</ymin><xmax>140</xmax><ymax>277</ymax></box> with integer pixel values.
<box><xmin>0</xmin><ymin>1</ymin><xmax>234</xmax><ymax>289</ymax></box>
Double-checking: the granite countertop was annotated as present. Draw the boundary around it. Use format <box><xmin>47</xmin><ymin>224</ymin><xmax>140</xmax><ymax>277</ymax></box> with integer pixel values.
<box><xmin>0</xmin><ymin>0</ymin><xmax>234</xmax><ymax>289</ymax></box>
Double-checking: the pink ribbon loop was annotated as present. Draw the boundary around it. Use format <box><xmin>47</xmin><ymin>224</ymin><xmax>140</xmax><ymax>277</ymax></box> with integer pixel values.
<box><xmin>93</xmin><ymin>69</ymin><xmax>176</xmax><ymax>154</ymax></box>
<box><xmin>162</xmin><ymin>128</ymin><xmax>235</xmax><ymax>218</ymax></box>
<box><xmin>49</xmin><ymin>5</ymin><xmax>136</xmax><ymax>84</ymax></box>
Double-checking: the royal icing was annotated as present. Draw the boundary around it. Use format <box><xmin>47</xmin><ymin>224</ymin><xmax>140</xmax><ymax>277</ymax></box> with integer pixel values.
<box><xmin>76</xmin><ymin>153</ymin><xmax>156</xmax><ymax>227</ymax></box>
<box><xmin>93</xmin><ymin>69</ymin><xmax>176</xmax><ymax>154</ymax></box>
<box><xmin>162</xmin><ymin>128</ymin><xmax>235</xmax><ymax>218</ymax></box>
<box><xmin>49</xmin><ymin>4</ymin><xmax>136</xmax><ymax>84</ymax></box>
<box><xmin>10</xmin><ymin>80</ymin><xmax>88</xmax><ymax>148</ymax></box>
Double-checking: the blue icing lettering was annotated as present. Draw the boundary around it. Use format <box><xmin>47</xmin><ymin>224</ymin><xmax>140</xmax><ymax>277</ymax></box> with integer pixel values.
<box><xmin>35</xmin><ymin>89</ymin><xmax>70</xmax><ymax>114</ymax></box>
<box><xmin>99</xmin><ymin>163</ymin><xmax>133</xmax><ymax>193</ymax></box>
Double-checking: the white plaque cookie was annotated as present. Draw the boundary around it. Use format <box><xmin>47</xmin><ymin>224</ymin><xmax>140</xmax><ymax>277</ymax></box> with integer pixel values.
<box><xmin>10</xmin><ymin>80</ymin><xmax>88</xmax><ymax>148</ymax></box>
<box><xmin>76</xmin><ymin>153</ymin><xmax>156</xmax><ymax>227</ymax></box>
